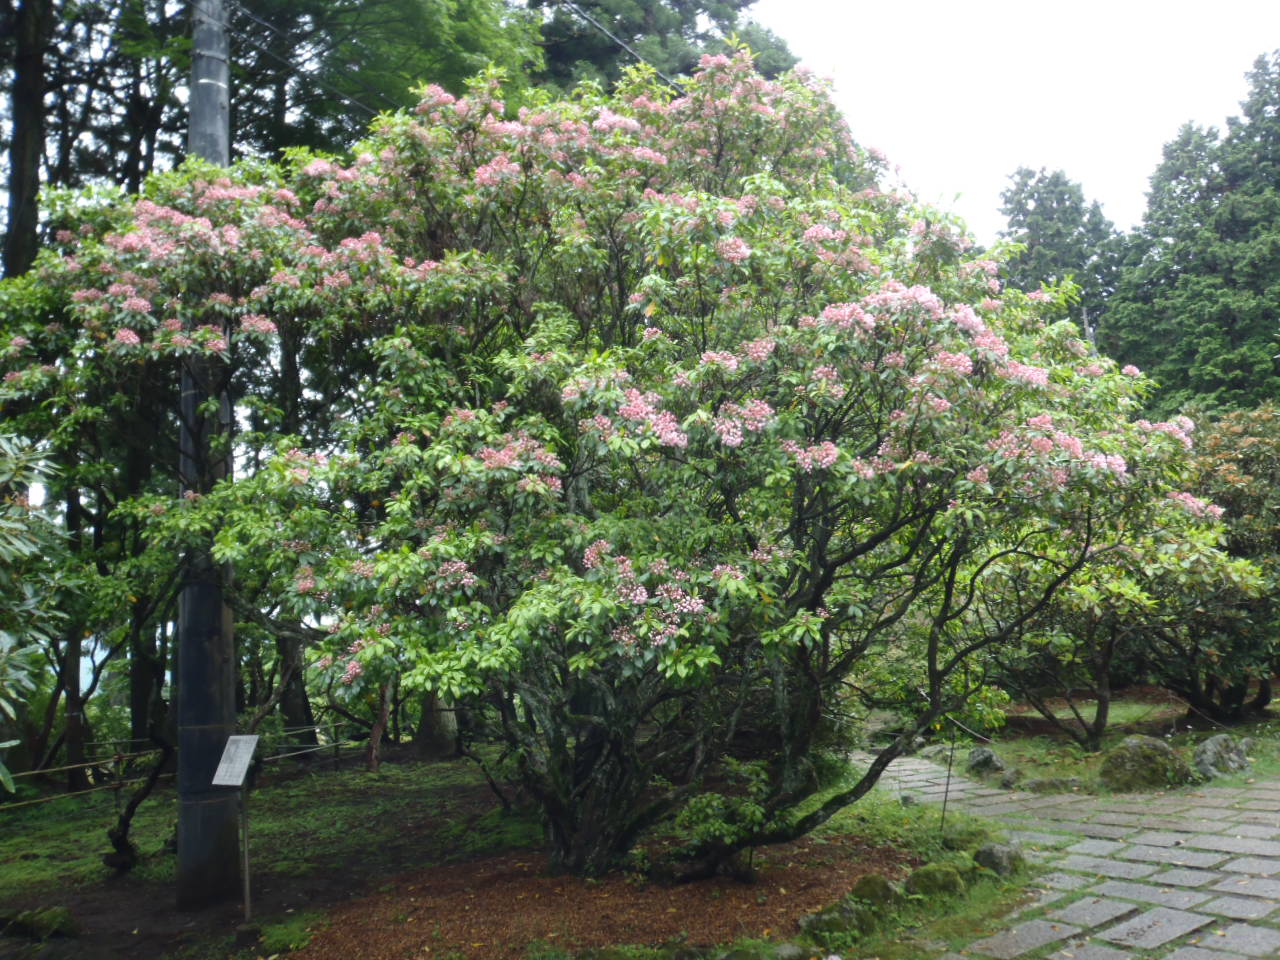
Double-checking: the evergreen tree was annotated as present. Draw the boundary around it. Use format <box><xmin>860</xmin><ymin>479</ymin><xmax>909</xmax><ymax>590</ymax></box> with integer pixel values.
<box><xmin>526</xmin><ymin>0</ymin><xmax>795</xmax><ymax>88</ymax></box>
<box><xmin>1104</xmin><ymin>52</ymin><xmax>1280</xmax><ymax>413</ymax></box>
<box><xmin>999</xmin><ymin>167</ymin><xmax>1120</xmax><ymax>342</ymax></box>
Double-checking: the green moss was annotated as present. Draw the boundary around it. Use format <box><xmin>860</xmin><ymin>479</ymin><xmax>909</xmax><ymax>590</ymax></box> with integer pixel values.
<box><xmin>257</xmin><ymin>909</ymin><xmax>326</xmax><ymax>954</ymax></box>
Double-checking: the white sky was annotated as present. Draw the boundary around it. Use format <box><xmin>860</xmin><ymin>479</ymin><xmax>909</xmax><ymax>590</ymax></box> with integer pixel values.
<box><xmin>751</xmin><ymin>0</ymin><xmax>1280</xmax><ymax>244</ymax></box>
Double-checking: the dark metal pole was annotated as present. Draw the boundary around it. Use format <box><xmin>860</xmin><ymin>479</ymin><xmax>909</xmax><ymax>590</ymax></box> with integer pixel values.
<box><xmin>177</xmin><ymin>0</ymin><xmax>238</xmax><ymax>909</ymax></box>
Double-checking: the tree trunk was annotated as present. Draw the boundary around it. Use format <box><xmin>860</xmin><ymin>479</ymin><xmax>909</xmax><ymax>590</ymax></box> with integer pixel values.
<box><xmin>4</xmin><ymin>0</ymin><xmax>54</xmax><ymax>277</ymax></box>
<box><xmin>413</xmin><ymin>690</ymin><xmax>457</xmax><ymax>760</ymax></box>
<box><xmin>277</xmin><ymin>637</ymin><xmax>317</xmax><ymax>744</ymax></box>
<box><xmin>365</xmin><ymin>679</ymin><xmax>393</xmax><ymax>773</ymax></box>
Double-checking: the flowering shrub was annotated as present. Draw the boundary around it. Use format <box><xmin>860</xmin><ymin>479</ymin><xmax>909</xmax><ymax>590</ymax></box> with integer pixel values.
<box><xmin>1</xmin><ymin>55</ymin><xmax>1217</xmax><ymax>874</ymax></box>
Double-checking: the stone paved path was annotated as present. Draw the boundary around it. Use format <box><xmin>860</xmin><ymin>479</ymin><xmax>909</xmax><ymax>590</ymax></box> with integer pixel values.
<box><xmin>862</xmin><ymin>752</ymin><xmax>1280</xmax><ymax>960</ymax></box>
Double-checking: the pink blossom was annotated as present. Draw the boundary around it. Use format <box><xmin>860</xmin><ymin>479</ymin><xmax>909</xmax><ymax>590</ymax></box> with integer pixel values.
<box><xmin>1122</xmin><ymin>364</ymin><xmax>1141</xmax><ymax>376</ymax></box>
<box><xmin>114</xmin><ymin>328</ymin><xmax>141</xmax><ymax>346</ymax></box>
<box><xmin>700</xmin><ymin>351</ymin><xmax>740</xmax><ymax>372</ymax></box>
<box><xmin>121</xmin><ymin>296</ymin><xmax>152</xmax><ymax>313</ymax></box>
<box><xmin>716</xmin><ymin>236</ymin><xmax>752</xmax><ymax>263</ymax></box>
<box><xmin>932</xmin><ymin>351</ymin><xmax>974</xmax><ymax>376</ymax></box>
<box><xmin>742</xmin><ymin>337</ymin><xmax>776</xmax><ymax>362</ymax></box>
<box><xmin>341</xmin><ymin>660</ymin><xmax>363</xmax><ymax>684</ymax></box>
<box><xmin>240</xmin><ymin>314</ymin><xmax>278</xmax><ymax>335</ymax></box>
<box><xmin>967</xmin><ymin>465</ymin><xmax>989</xmax><ymax>484</ymax></box>
<box><xmin>583</xmin><ymin>540</ymin><xmax>612</xmax><ymax>570</ymax></box>
<box><xmin>1167</xmin><ymin>491</ymin><xmax>1225</xmax><ymax>519</ymax></box>
<box><xmin>8</xmin><ymin>336</ymin><xmax>29</xmax><ymax>350</ymax></box>
<box><xmin>998</xmin><ymin>361</ymin><xmax>1049</xmax><ymax>388</ymax></box>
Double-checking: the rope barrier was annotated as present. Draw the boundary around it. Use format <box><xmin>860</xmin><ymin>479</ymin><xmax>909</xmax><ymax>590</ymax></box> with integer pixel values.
<box><xmin>8</xmin><ymin>749</ymin><xmax>162</xmax><ymax>780</ymax></box>
<box><xmin>0</xmin><ymin>773</ymin><xmax>176</xmax><ymax>812</ymax></box>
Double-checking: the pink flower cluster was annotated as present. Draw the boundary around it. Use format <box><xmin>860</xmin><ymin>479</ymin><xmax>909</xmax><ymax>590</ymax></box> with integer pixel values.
<box><xmin>782</xmin><ymin>440</ymin><xmax>840</xmax><ymax>472</ymax></box>
<box><xmin>617</xmin><ymin>389</ymin><xmax>688</xmax><ymax>448</ymax></box>
<box><xmin>240</xmin><ymin>314</ymin><xmax>278</xmax><ymax>335</ymax></box>
<box><xmin>713</xmin><ymin>399</ymin><xmax>774</xmax><ymax>446</ymax></box>
<box><xmin>716</xmin><ymin>237</ymin><xmax>752</xmax><ymax>263</ymax></box>
<box><xmin>474</xmin><ymin>154</ymin><xmax>521</xmax><ymax>187</ymax></box>
<box><xmin>436</xmin><ymin>559</ymin><xmax>478</xmax><ymax>589</ymax></box>
<box><xmin>820</xmin><ymin>302</ymin><xmax>875</xmax><ymax>332</ymax></box>
<box><xmin>1167</xmin><ymin>491</ymin><xmax>1225</xmax><ymax>519</ymax></box>
<box><xmin>997</xmin><ymin>361</ymin><xmax>1049</xmax><ymax>388</ymax></box>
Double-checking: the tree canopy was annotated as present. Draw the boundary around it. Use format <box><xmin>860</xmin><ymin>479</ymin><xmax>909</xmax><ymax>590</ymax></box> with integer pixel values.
<box><xmin>0</xmin><ymin>53</ymin><xmax>1222</xmax><ymax>875</ymax></box>
<box><xmin>1102</xmin><ymin>52</ymin><xmax>1280</xmax><ymax>414</ymax></box>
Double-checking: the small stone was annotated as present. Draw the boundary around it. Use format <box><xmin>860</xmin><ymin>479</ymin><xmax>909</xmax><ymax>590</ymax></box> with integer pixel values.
<box><xmin>1193</xmin><ymin>734</ymin><xmax>1251</xmax><ymax>780</ymax></box>
<box><xmin>974</xmin><ymin>842</ymin><xmax>1026</xmax><ymax>877</ymax></box>
<box><xmin>1000</xmin><ymin>769</ymin><xmax>1024</xmax><ymax>789</ymax></box>
<box><xmin>966</xmin><ymin>746</ymin><xmax>1005</xmax><ymax>775</ymax></box>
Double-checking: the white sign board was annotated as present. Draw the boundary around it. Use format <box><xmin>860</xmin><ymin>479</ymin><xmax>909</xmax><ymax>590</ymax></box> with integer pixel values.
<box><xmin>212</xmin><ymin>735</ymin><xmax>260</xmax><ymax>787</ymax></box>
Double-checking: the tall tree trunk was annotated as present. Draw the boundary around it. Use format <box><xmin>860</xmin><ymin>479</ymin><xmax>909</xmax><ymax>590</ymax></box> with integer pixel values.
<box><xmin>413</xmin><ymin>690</ymin><xmax>457</xmax><ymax>759</ymax></box>
<box><xmin>365</xmin><ymin>679</ymin><xmax>393</xmax><ymax>773</ymax></box>
<box><xmin>277</xmin><ymin>636</ymin><xmax>316</xmax><ymax>744</ymax></box>
<box><xmin>4</xmin><ymin>0</ymin><xmax>54</xmax><ymax>277</ymax></box>
<box><xmin>63</xmin><ymin>488</ymin><xmax>89</xmax><ymax>789</ymax></box>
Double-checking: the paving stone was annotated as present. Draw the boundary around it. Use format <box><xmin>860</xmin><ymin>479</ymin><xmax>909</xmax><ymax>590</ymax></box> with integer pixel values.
<box><xmin>1041</xmin><ymin>872</ymin><xmax>1096</xmax><ymax>891</ymax></box>
<box><xmin>1161</xmin><ymin>948</ymin><xmax>1247</xmax><ymax>960</ymax></box>
<box><xmin>1069</xmin><ymin>839</ymin><xmax>1128</xmax><ymax>856</ymax></box>
<box><xmin>1089</xmin><ymin>880</ymin><xmax>1213</xmax><ymax>909</ymax></box>
<box><xmin>1234</xmin><ymin>815</ymin><xmax>1280</xmax><ymax>830</ymax></box>
<box><xmin>1197</xmin><ymin>895</ymin><xmax>1278</xmax><ymax>920</ymax></box>
<box><xmin>1046</xmin><ymin>942</ymin><xmax>1133</xmax><ymax>960</ymax></box>
<box><xmin>1184</xmin><ymin>806</ymin><xmax>1245</xmax><ymax>818</ymax></box>
<box><xmin>1219</xmin><ymin>856</ymin><xmax>1280</xmax><ymax>875</ymax></box>
<box><xmin>1210</xmin><ymin>875</ymin><xmax>1280</xmax><ymax>898</ymax></box>
<box><xmin>1187</xmin><ymin>835</ymin><xmax>1280</xmax><ymax>857</ymax></box>
<box><xmin>968</xmin><ymin>918</ymin><xmax>1082</xmax><ymax>959</ymax></box>
<box><xmin>1050</xmin><ymin>822</ymin><xmax>1140</xmax><ymax>840</ymax></box>
<box><xmin>1130</xmin><ymin>831</ymin><xmax>1196</xmax><ymax>848</ymax></box>
<box><xmin>1224</xmin><ymin>824</ymin><xmax>1280</xmax><ymax>839</ymax></box>
<box><xmin>1203</xmin><ymin>922</ymin><xmax>1280</xmax><ymax>956</ymax></box>
<box><xmin>1149</xmin><ymin>868</ymin><xmax>1225</xmax><ymax>888</ymax></box>
<box><xmin>1058</xmin><ymin>854</ymin><xmax>1159</xmax><ymax>879</ymax></box>
<box><xmin>1047</xmin><ymin>897</ymin><xmax>1139</xmax><ymax>928</ymax></box>
<box><xmin>1118</xmin><ymin>845</ymin><xmax>1227</xmax><ymax>869</ymax></box>
<box><xmin>1238</xmin><ymin>800</ymin><xmax>1280</xmax><ymax>811</ymax></box>
<box><xmin>1008</xmin><ymin>830</ymin><xmax>1073</xmax><ymax>848</ymax></box>
<box><xmin>1096</xmin><ymin>907</ymin><xmax>1213</xmax><ymax>948</ymax></box>
<box><xmin>1089</xmin><ymin>813</ymin><xmax>1148</xmax><ymax>827</ymax></box>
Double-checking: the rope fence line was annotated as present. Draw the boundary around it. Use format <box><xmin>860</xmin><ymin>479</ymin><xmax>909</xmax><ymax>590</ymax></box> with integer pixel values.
<box><xmin>7</xmin><ymin>749</ymin><xmax>163</xmax><ymax>780</ymax></box>
<box><xmin>0</xmin><ymin>736</ymin><xmax>363</xmax><ymax>813</ymax></box>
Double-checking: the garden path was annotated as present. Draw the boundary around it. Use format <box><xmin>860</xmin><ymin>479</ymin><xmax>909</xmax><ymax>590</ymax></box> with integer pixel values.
<box><xmin>866</xmin><ymin>752</ymin><xmax>1280</xmax><ymax>960</ymax></box>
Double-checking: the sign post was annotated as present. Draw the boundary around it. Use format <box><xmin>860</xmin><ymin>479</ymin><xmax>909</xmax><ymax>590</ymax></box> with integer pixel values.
<box><xmin>212</xmin><ymin>735</ymin><xmax>259</xmax><ymax>921</ymax></box>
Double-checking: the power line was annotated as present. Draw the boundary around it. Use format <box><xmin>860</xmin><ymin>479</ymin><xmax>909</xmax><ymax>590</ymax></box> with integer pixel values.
<box><xmin>205</xmin><ymin>9</ymin><xmax>380</xmax><ymax>121</ymax></box>
<box><xmin>224</xmin><ymin>0</ymin><xmax>404</xmax><ymax>114</ymax></box>
<box><xmin>556</xmin><ymin>0</ymin><xmax>686</xmax><ymax>95</ymax></box>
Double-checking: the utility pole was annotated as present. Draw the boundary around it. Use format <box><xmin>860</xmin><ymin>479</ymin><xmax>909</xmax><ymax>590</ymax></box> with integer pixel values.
<box><xmin>177</xmin><ymin>0</ymin><xmax>239</xmax><ymax>909</ymax></box>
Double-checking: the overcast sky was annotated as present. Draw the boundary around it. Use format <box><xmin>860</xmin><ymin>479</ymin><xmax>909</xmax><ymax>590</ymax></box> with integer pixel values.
<box><xmin>750</xmin><ymin>0</ymin><xmax>1280</xmax><ymax>244</ymax></box>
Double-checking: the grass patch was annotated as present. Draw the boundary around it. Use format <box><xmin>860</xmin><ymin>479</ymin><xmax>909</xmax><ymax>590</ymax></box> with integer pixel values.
<box><xmin>258</xmin><ymin>909</ymin><xmax>327</xmax><ymax>954</ymax></box>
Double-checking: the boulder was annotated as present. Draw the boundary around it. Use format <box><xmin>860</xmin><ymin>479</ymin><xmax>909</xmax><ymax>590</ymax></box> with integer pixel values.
<box><xmin>850</xmin><ymin>872</ymin><xmax>901</xmax><ymax>905</ymax></box>
<box><xmin>904</xmin><ymin>862</ymin><xmax>965</xmax><ymax>896</ymax></box>
<box><xmin>918</xmin><ymin>744</ymin><xmax>951</xmax><ymax>761</ymax></box>
<box><xmin>965</xmin><ymin>746</ymin><xmax>1005</xmax><ymax>775</ymax></box>
<box><xmin>973</xmin><ymin>842</ymin><xmax>1026</xmax><ymax>876</ymax></box>
<box><xmin>797</xmin><ymin>897</ymin><xmax>877</xmax><ymax>938</ymax></box>
<box><xmin>771</xmin><ymin>946</ymin><xmax>812</xmax><ymax>960</ymax></box>
<box><xmin>1193</xmin><ymin>734</ymin><xmax>1251</xmax><ymax>779</ymax></box>
<box><xmin>1099</xmin><ymin>735</ymin><xmax>1193</xmax><ymax>791</ymax></box>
